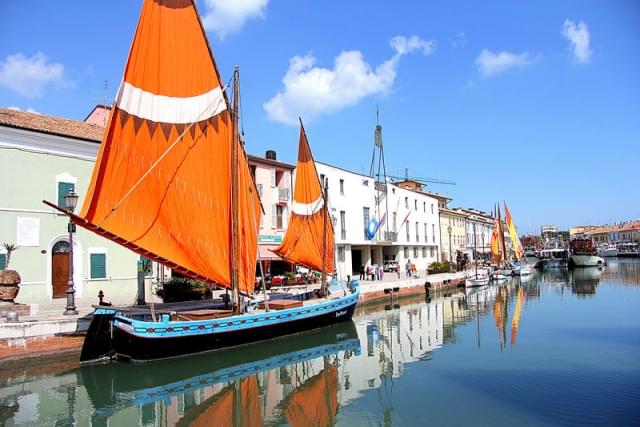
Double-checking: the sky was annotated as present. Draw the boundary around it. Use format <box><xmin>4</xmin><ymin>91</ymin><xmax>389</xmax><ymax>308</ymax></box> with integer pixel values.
<box><xmin>1</xmin><ymin>0</ymin><xmax>639</xmax><ymax>234</ymax></box>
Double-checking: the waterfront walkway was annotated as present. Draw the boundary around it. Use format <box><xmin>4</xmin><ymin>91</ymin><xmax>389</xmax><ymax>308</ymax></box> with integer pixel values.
<box><xmin>0</xmin><ymin>271</ymin><xmax>465</xmax><ymax>362</ymax></box>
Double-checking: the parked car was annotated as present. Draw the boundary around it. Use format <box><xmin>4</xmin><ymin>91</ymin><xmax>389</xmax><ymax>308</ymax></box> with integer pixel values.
<box><xmin>383</xmin><ymin>260</ymin><xmax>399</xmax><ymax>272</ymax></box>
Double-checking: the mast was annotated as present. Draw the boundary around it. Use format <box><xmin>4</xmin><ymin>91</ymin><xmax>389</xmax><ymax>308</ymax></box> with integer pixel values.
<box><xmin>231</xmin><ymin>65</ymin><xmax>240</xmax><ymax>313</ymax></box>
<box><xmin>473</xmin><ymin>222</ymin><xmax>478</xmax><ymax>278</ymax></box>
<box><xmin>321</xmin><ymin>178</ymin><xmax>328</xmax><ymax>295</ymax></box>
<box><xmin>498</xmin><ymin>205</ymin><xmax>507</xmax><ymax>265</ymax></box>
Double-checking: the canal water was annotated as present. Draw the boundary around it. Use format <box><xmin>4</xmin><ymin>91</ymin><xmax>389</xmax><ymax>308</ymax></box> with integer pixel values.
<box><xmin>1</xmin><ymin>259</ymin><xmax>639</xmax><ymax>426</ymax></box>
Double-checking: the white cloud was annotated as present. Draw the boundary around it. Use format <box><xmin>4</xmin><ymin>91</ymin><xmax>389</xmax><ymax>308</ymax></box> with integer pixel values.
<box><xmin>264</xmin><ymin>35</ymin><xmax>436</xmax><ymax>125</ymax></box>
<box><xmin>8</xmin><ymin>106</ymin><xmax>40</xmax><ymax>114</ymax></box>
<box><xmin>475</xmin><ymin>49</ymin><xmax>533</xmax><ymax>77</ymax></box>
<box><xmin>201</xmin><ymin>0</ymin><xmax>268</xmax><ymax>38</ymax></box>
<box><xmin>452</xmin><ymin>31</ymin><xmax>467</xmax><ymax>48</ymax></box>
<box><xmin>0</xmin><ymin>52</ymin><xmax>68</xmax><ymax>98</ymax></box>
<box><xmin>562</xmin><ymin>19</ymin><xmax>592</xmax><ymax>63</ymax></box>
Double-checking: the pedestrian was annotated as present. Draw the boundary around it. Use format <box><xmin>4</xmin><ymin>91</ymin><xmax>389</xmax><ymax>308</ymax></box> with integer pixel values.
<box><xmin>379</xmin><ymin>265</ymin><xmax>384</xmax><ymax>280</ymax></box>
<box><xmin>396</xmin><ymin>265</ymin><xmax>401</xmax><ymax>279</ymax></box>
<box><xmin>360</xmin><ymin>265</ymin><xmax>365</xmax><ymax>280</ymax></box>
<box><xmin>405</xmin><ymin>259</ymin><xmax>411</xmax><ymax>278</ymax></box>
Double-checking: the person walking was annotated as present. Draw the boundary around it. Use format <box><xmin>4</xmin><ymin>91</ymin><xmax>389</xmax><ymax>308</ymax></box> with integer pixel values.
<box><xmin>360</xmin><ymin>265</ymin><xmax>365</xmax><ymax>280</ymax></box>
<box><xmin>379</xmin><ymin>265</ymin><xmax>384</xmax><ymax>280</ymax></box>
<box><xmin>405</xmin><ymin>260</ymin><xmax>411</xmax><ymax>278</ymax></box>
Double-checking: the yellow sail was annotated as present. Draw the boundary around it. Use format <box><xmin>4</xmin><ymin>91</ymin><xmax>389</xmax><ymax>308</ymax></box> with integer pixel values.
<box><xmin>504</xmin><ymin>202</ymin><xmax>523</xmax><ymax>261</ymax></box>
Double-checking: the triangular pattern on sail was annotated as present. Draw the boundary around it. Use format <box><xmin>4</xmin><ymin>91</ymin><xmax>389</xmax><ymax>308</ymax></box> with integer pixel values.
<box><xmin>77</xmin><ymin>0</ymin><xmax>260</xmax><ymax>294</ymax></box>
<box><xmin>274</xmin><ymin>122</ymin><xmax>334</xmax><ymax>273</ymax></box>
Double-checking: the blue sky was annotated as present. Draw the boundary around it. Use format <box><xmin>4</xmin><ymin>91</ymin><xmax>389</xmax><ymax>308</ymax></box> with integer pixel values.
<box><xmin>1</xmin><ymin>0</ymin><xmax>639</xmax><ymax>233</ymax></box>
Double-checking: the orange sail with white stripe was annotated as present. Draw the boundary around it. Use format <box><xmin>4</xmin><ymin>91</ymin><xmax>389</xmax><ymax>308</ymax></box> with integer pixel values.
<box><xmin>75</xmin><ymin>0</ymin><xmax>260</xmax><ymax>294</ymax></box>
<box><xmin>274</xmin><ymin>121</ymin><xmax>334</xmax><ymax>274</ymax></box>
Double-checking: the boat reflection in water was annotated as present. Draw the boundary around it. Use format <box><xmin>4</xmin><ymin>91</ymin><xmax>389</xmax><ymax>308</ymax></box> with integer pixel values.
<box><xmin>80</xmin><ymin>322</ymin><xmax>359</xmax><ymax>426</ymax></box>
<box><xmin>570</xmin><ymin>267</ymin><xmax>603</xmax><ymax>296</ymax></box>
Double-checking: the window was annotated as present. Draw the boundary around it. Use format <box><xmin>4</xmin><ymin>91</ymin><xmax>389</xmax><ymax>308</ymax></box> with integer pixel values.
<box><xmin>413</xmin><ymin>247</ymin><xmax>419</xmax><ymax>258</ymax></box>
<box><xmin>414</xmin><ymin>199</ymin><xmax>418</xmax><ymax>210</ymax></box>
<box><xmin>405</xmin><ymin>197</ymin><xmax>408</xmax><ymax>208</ymax></box>
<box><xmin>404</xmin><ymin>247</ymin><xmax>409</xmax><ymax>258</ymax></box>
<box><xmin>363</xmin><ymin>207</ymin><xmax>370</xmax><ymax>239</ymax></box>
<box><xmin>424</xmin><ymin>223</ymin><xmax>428</xmax><ymax>241</ymax></box>
<box><xmin>432</xmin><ymin>224</ymin><xmax>436</xmax><ymax>243</ymax></box>
<box><xmin>339</xmin><ymin>179</ymin><xmax>345</xmax><ymax>195</ymax></box>
<box><xmin>423</xmin><ymin>202</ymin><xmax>426</xmax><ymax>212</ymax></box>
<box><xmin>270</xmin><ymin>170</ymin><xmax>276</xmax><ymax>187</ymax></box>
<box><xmin>276</xmin><ymin>205</ymin><xmax>284</xmax><ymax>229</ymax></box>
<box><xmin>320</xmin><ymin>174</ymin><xmax>326</xmax><ymax>187</ymax></box>
<box><xmin>422</xmin><ymin>247</ymin><xmax>427</xmax><ymax>258</ymax></box>
<box><xmin>271</xmin><ymin>205</ymin><xmax>276</xmax><ymax>228</ymax></box>
<box><xmin>431</xmin><ymin>204</ymin><xmax>434</xmax><ymax>214</ymax></box>
<box><xmin>257</xmin><ymin>183</ymin><xmax>263</xmax><ymax>197</ymax></box>
<box><xmin>340</xmin><ymin>211</ymin><xmax>346</xmax><ymax>240</ymax></box>
<box><xmin>338</xmin><ymin>246</ymin><xmax>345</xmax><ymax>261</ymax></box>
<box><xmin>140</xmin><ymin>256</ymin><xmax>153</xmax><ymax>277</ymax></box>
<box><xmin>57</xmin><ymin>181</ymin><xmax>75</xmax><ymax>208</ymax></box>
<box><xmin>430</xmin><ymin>247</ymin><xmax>435</xmax><ymax>257</ymax></box>
<box><xmin>415</xmin><ymin>222</ymin><xmax>419</xmax><ymax>242</ymax></box>
<box><xmin>392</xmin><ymin>212</ymin><xmax>397</xmax><ymax>232</ymax></box>
<box><xmin>90</xmin><ymin>252</ymin><xmax>107</xmax><ymax>279</ymax></box>
<box><xmin>406</xmin><ymin>221</ymin><xmax>410</xmax><ymax>242</ymax></box>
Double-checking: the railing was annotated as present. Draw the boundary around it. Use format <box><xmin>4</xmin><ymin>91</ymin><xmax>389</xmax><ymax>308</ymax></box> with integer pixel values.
<box><xmin>384</xmin><ymin>231</ymin><xmax>397</xmax><ymax>242</ymax></box>
<box><xmin>278</xmin><ymin>187</ymin><xmax>290</xmax><ymax>201</ymax></box>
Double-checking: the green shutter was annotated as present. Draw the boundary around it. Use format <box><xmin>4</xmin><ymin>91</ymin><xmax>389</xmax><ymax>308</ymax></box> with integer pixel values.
<box><xmin>140</xmin><ymin>256</ymin><xmax>152</xmax><ymax>275</ymax></box>
<box><xmin>58</xmin><ymin>182</ymin><xmax>75</xmax><ymax>208</ymax></box>
<box><xmin>90</xmin><ymin>253</ymin><xmax>106</xmax><ymax>279</ymax></box>
<box><xmin>0</xmin><ymin>254</ymin><xmax>6</xmax><ymax>270</ymax></box>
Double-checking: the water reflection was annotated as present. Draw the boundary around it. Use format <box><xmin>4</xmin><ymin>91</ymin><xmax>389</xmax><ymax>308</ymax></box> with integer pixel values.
<box><xmin>2</xmin><ymin>260</ymin><xmax>639</xmax><ymax>426</ymax></box>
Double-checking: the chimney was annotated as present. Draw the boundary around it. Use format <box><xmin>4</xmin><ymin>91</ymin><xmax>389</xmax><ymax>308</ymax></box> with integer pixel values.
<box><xmin>265</xmin><ymin>150</ymin><xmax>276</xmax><ymax>160</ymax></box>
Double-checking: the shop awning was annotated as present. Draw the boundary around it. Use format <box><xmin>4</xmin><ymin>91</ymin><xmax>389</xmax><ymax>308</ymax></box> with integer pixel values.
<box><xmin>258</xmin><ymin>245</ymin><xmax>282</xmax><ymax>261</ymax></box>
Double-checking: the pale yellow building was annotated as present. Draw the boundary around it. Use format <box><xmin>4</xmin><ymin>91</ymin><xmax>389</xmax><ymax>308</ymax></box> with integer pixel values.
<box><xmin>440</xmin><ymin>208</ymin><xmax>467</xmax><ymax>263</ymax></box>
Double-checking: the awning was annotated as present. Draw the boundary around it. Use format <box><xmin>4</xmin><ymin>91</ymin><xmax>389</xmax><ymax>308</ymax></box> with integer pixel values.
<box><xmin>258</xmin><ymin>245</ymin><xmax>283</xmax><ymax>261</ymax></box>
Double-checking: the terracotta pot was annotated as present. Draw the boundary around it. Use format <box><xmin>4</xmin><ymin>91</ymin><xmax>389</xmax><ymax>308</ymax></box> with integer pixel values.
<box><xmin>0</xmin><ymin>270</ymin><xmax>20</xmax><ymax>302</ymax></box>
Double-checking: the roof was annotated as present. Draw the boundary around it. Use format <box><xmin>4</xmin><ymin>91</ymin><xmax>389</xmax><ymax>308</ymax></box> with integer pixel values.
<box><xmin>586</xmin><ymin>220</ymin><xmax>640</xmax><ymax>235</ymax></box>
<box><xmin>247</xmin><ymin>154</ymin><xmax>294</xmax><ymax>170</ymax></box>
<box><xmin>0</xmin><ymin>107</ymin><xmax>103</xmax><ymax>142</ymax></box>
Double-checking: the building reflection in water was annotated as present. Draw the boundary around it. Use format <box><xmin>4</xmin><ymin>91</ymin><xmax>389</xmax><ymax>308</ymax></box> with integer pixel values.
<box><xmin>3</xmin><ymin>269</ymin><xmax>615</xmax><ymax>427</ymax></box>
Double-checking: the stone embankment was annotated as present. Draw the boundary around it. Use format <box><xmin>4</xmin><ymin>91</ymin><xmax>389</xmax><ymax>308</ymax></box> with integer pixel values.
<box><xmin>0</xmin><ymin>271</ymin><xmax>466</xmax><ymax>364</ymax></box>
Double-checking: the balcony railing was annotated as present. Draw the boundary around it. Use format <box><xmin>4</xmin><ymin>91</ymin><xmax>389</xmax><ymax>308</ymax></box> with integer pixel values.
<box><xmin>278</xmin><ymin>187</ymin><xmax>290</xmax><ymax>202</ymax></box>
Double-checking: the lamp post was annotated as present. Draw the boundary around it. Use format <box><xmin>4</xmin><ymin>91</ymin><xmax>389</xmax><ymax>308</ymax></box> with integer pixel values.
<box><xmin>447</xmin><ymin>224</ymin><xmax>453</xmax><ymax>272</ymax></box>
<box><xmin>64</xmin><ymin>190</ymin><xmax>79</xmax><ymax>315</ymax></box>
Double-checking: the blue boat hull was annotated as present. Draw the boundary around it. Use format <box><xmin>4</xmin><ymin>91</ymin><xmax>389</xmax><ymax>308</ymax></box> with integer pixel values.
<box><xmin>81</xmin><ymin>284</ymin><xmax>359</xmax><ymax>363</ymax></box>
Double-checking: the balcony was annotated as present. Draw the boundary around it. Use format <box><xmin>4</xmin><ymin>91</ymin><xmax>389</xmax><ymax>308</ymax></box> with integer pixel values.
<box><xmin>278</xmin><ymin>187</ymin><xmax>290</xmax><ymax>203</ymax></box>
<box><xmin>384</xmin><ymin>231</ymin><xmax>397</xmax><ymax>242</ymax></box>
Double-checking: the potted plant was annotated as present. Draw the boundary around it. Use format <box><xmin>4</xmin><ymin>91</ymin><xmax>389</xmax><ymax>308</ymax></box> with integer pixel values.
<box><xmin>0</xmin><ymin>243</ymin><xmax>20</xmax><ymax>302</ymax></box>
<box><xmin>156</xmin><ymin>277</ymin><xmax>212</xmax><ymax>302</ymax></box>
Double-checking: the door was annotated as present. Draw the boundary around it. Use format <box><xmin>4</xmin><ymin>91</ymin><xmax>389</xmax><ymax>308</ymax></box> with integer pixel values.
<box><xmin>52</xmin><ymin>241</ymin><xmax>70</xmax><ymax>298</ymax></box>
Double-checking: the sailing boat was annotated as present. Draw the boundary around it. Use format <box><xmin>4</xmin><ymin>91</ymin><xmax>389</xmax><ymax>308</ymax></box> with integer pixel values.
<box><xmin>504</xmin><ymin>202</ymin><xmax>532</xmax><ymax>276</ymax></box>
<box><xmin>44</xmin><ymin>0</ymin><xmax>358</xmax><ymax>363</ymax></box>
<box><xmin>489</xmin><ymin>205</ymin><xmax>510</xmax><ymax>282</ymax></box>
<box><xmin>466</xmin><ymin>223</ymin><xmax>489</xmax><ymax>288</ymax></box>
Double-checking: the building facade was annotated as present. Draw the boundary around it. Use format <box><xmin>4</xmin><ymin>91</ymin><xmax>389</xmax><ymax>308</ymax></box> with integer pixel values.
<box><xmin>439</xmin><ymin>208</ymin><xmax>467</xmax><ymax>263</ymax></box>
<box><xmin>314</xmin><ymin>164</ymin><xmax>441</xmax><ymax>279</ymax></box>
<box><xmin>0</xmin><ymin>108</ymin><xmax>142</xmax><ymax>307</ymax></box>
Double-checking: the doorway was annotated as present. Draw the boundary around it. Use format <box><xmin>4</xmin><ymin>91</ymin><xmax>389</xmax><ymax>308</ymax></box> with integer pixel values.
<box><xmin>351</xmin><ymin>249</ymin><xmax>362</xmax><ymax>275</ymax></box>
<box><xmin>52</xmin><ymin>240</ymin><xmax>70</xmax><ymax>298</ymax></box>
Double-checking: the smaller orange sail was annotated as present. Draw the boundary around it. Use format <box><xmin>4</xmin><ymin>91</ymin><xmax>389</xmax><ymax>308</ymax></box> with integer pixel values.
<box><xmin>274</xmin><ymin>121</ymin><xmax>334</xmax><ymax>274</ymax></box>
<box><xmin>490</xmin><ymin>218</ymin><xmax>501</xmax><ymax>263</ymax></box>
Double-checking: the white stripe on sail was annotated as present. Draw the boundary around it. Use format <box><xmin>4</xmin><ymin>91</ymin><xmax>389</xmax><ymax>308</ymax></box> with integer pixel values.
<box><xmin>291</xmin><ymin>196</ymin><xmax>324</xmax><ymax>216</ymax></box>
<box><xmin>116</xmin><ymin>81</ymin><xmax>227</xmax><ymax>124</ymax></box>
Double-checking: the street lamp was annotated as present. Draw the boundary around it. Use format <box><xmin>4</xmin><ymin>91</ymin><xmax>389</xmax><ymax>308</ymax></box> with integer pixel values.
<box><xmin>63</xmin><ymin>190</ymin><xmax>79</xmax><ymax>315</ymax></box>
<box><xmin>447</xmin><ymin>224</ymin><xmax>453</xmax><ymax>272</ymax></box>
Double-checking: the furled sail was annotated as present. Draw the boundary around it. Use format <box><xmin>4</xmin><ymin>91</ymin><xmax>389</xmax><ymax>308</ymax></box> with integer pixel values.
<box><xmin>274</xmin><ymin>121</ymin><xmax>335</xmax><ymax>273</ymax></box>
<box><xmin>75</xmin><ymin>0</ymin><xmax>260</xmax><ymax>294</ymax></box>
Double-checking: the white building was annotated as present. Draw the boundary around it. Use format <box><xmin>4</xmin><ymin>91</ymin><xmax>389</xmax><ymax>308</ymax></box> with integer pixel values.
<box><xmin>315</xmin><ymin>163</ymin><xmax>441</xmax><ymax>278</ymax></box>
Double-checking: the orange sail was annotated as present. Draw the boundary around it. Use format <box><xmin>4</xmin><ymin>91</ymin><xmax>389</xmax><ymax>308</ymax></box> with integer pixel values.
<box><xmin>284</xmin><ymin>365</ymin><xmax>339</xmax><ymax>427</ymax></box>
<box><xmin>75</xmin><ymin>0</ymin><xmax>260</xmax><ymax>294</ymax></box>
<box><xmin>504</xmin><ymin>202</ymin><xmax>523</xmax><ymax>261</ymax></box>
<box><xmin>274</xmin><ymin>121</ymin><xmax>335</xmax><ymax>273</ymax></box>
<box><xmin>490</xmin><ymin>218</ymin><xmax>502</xmax><ymax>263</ymax></box>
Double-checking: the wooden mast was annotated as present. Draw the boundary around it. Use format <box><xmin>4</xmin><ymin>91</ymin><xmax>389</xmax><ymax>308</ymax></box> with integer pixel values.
<box><xmin>320</xmin><ymin>178</ymin><xmax>328</xmax><ymax>296</ymax></box>
<box><xmin>231</xmin><ymin>65</ymin><xmax>240</xmax><ymax>313</ymax></box>
<box><xmin>498</xmin><ymin>205</ymin><xmax>508</xmax><ymax>265</ymax></box>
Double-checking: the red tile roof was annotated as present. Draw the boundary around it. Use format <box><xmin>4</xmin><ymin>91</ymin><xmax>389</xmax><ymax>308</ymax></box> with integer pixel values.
<box><xmin>0</xmin><ymin>107</ymin><xmax>103</xmax><ymax>142</ymax></box>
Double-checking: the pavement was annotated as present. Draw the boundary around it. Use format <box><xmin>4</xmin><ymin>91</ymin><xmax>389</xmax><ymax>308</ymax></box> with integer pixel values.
<box><xmin>0</xmin><ymin>270</ymin><xmax>466</xmax><ymax>360</ymax></box>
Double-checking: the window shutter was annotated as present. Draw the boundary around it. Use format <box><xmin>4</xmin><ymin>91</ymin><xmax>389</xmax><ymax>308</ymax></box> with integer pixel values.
<box><xmin>271</xmin><ymin>205</ymin><xmax>276</xmax><ymax>227</ymax></box>
<box><xmin>90</xmin><ymin>253</ymin><xmax>106</xmax><ymax>279</ymax></box>
<box><xmin>57</xmin><ymin>182</ymin><xmax>75</xmax><ymax>207</ymax></box>
<box><xmin>0</xmin><ymin>254</ymin><xmax>6</xmax><ymax>270</ymax></box>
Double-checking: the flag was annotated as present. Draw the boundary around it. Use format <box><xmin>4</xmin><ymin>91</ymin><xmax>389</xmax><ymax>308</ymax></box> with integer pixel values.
<box><xmin>401</xmin><ymin>210</ymin><xmax>411</xmax><ymax>225</ymax></box>
<box><xmin>379</xmin><ymin>212</ymin><xmax>387</xmax><ymax>228</ymax></box>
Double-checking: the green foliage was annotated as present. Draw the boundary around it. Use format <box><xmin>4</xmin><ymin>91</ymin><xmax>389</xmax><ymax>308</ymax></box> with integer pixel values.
<box><xmin>428</xmin><ymin>261</ymin><xmax>451</xmax><ymax>274</ymax></box>
<box><xmin>158</xmin><ymin>277</ymin><xmax>212</xmax><ymax>302</ymax></box>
